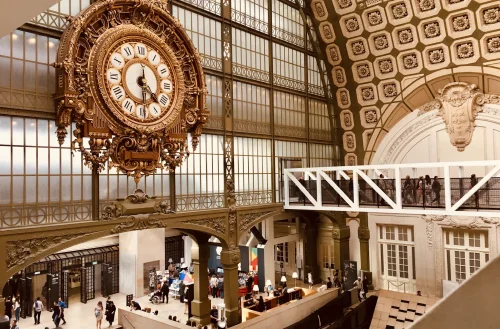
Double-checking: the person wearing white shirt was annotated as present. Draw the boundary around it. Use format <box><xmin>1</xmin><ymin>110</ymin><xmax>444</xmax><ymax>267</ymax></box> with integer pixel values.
<box><xmin>14</xmin><ymin>299</ymin><xmax>20</xmax><ymax>323</ymax></box>
<box><xmin>33</xmin><ymin>297</ymin><xmax>43</xmax><ymax>325</ymax></box>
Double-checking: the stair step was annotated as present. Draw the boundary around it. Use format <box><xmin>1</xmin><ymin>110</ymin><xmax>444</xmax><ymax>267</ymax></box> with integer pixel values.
<box><xmin>110</xmin><ymin>325</ymin><xmax>123</xmax><ymax>329</ymax></box>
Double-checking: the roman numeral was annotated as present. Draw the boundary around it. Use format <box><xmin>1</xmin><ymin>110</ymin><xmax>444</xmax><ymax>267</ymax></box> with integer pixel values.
<box><xmin>124</xmin><ymin>47</ymin><xmax>132</xmax><ymax>57</ymax></box>
<box><xmin>163</xmin><ymin>82</ymin><xmax>171</xmax><ymax>90</ymax></box>
<box><xmin>113</xmin><ymin>86</ymin><xmax>123</xmax><ymax>99</ymax></box>
<box><xmin>140</xmin><ymin>107</ymin><xmax>146</xmax><ymax>117</ymax></box>
<box><xmin>110</xmin><ymin>73</ymin><xmax>118</xmax><ymax>80</ymax></box>
<box><xmin>123</xmin><ymin>100</ymin><xmax>132</xmax><ymax>112</ymax></box>
<box><xmin>159</xmin><ymin>95</ymin><xmax>169</xmax><ymax>106</ymax></box>
<box><xmin>137</xmin><ymin>47</ymin><xmax>145</xmax><ymax>56</ymax></box>
<box><xmin>152</xmin><ymin>54</ymin><xmax>157</xmax><ymax>61</ymax></box>
<box><xmin>113</xmin><ymin>57</ymin><xmax>122</xmax><ymax>64</ymax></box>
<box><xmin>152</xmin><ymin>107</ymin><xmax>159</xmax><ymax>114</ymax></box>
<box><xmin>160</xmin><ymin>68</ymin><xmax>167</xmax><ymax>75</ymax></box>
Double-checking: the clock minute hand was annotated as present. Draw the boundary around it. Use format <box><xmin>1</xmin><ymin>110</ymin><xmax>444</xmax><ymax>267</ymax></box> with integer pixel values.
<box><xmin>145</xmin><ymin>85</ymin><xmax>158</xmax><ymax>102</ymax></box>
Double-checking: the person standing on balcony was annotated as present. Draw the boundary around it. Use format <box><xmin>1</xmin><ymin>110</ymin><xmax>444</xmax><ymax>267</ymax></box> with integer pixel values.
<box><xmin>432</xmin><ymin>176</ymin><xmax>441</xmax><ymax>205</ymax></box>
<box><xmin>424</xmin><ymin>175</ymin><xmax>432</xmax><ymax>205</ymax></box>
<box><xmin>298</xmin><ymin>176</ymin><xmax>306</xmax><ymax>204</ymax></box>
<box><xmin>403</xmin><ymin>175</ymin><xmax>414</xmax><ymax>204</ymax></box>
<box><xmin>416</xmin><ymin>176</ymin><xmax>424</xmax><ymax>204</ymax></box>
<box><xmin>470</xmin><ymin>174</ymin><xmax>479</xmax><ymax>208</ymax></box>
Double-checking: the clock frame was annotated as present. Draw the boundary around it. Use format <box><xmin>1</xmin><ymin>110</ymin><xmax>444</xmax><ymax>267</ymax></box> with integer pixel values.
<box><xmin>52</xmin><ymin>0</ymin><xmax>208</xmax><ymax>182</ymax></box>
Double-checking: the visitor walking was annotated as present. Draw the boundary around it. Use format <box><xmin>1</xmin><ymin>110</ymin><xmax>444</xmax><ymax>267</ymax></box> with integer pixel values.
<box><xmin>58</xmin><ymin>297</ymin><xmax>67</xmax><ymax>325</ymax></box>
<box><xmin>210</xmin><ymin>275</ymin><xmax>219</xmax><ymax>298</ymax></box>
<box><xmin>105</xmin><ymin>300</ymin><xmax>116</xmax><ymax>327</ymax></box>
<box><xmin>161</xmin><ymin>280</ymin><xmax>169</xmax><ymax>303</ymax></box>
<box><xmin>14</xmin><ymin>298</ymin><xmax>20</xmax><ymax>323</ymax></box>
<box><xmin>217</xmin><ymin>275</ymin><xmax>224</xmax><ymax>298</ymax></box>
<box><xmin>33</xmin><ymin>297</ymin><xmax>43</xmax><ymax>325</ymax></box>
<box><xmin>432</xmin><ymin>176</ymin><xmax>441</xmax><ymax>205</ymax></box>
<box><xmin>94</xmin><ymin>301</ymin><xmax>104</xmax><ymax>329</ymax></box>
<box><xmin>308</xmin><ymin>271</ymin><xmax>313</xmax><ymax>289</ymax></box>
<box><xmin>52</xmin><ymin>301</ymin><xmax>61</xmax><ymax>328</ymax></box>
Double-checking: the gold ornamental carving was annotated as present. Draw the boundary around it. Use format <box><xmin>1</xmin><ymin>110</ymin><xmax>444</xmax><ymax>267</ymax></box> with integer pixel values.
<box><xmin>238</xmin><ymin>210</ymin><xmax>276</xmax><ymax>233</ymax></box>
<box><xmin>181</xmin><ymin>216</ymin><xmax>227</xmax><ymax>236</ymax></box>
<box><xmin>6</xmin><ymin>233</ymin><xmax>91</xmax><ymax>271</ymax></box>
<box><xmin>53</xmin><ymin>0</ymin><xmax>209</xmax><ymax>182</ymax></box>
<box><xmin>110</xmin><ymin>214</ymin><xmax>167</xmax><ymax>234</ymax></box>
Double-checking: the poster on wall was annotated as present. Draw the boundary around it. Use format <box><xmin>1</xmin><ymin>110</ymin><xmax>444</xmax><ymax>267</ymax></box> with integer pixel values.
<box><xmin>343</xmin><ymin>260</ymin><xmax>358</xmax><ymax>289</ymax></box>
<box><xmin>251</xmin><ymin>248</ymin><xmax>258</xmax><ymax>271</ymax></box>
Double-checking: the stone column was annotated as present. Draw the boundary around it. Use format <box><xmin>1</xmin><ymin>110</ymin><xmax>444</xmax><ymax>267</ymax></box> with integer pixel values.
<box><xmin>358</xmin><ymin>215</ymin><xmax>370</xmax><ymax>271</ymax></box>
<box><xmin>221</xmin><ymin>248</ymin><xmax>240</xmax><ymax>327</ymax></box>
<box><xmin>332</xmin><ymin>225</ymin><xmax>350</xmax><ymax>272</ymax></box>
<box><xmin>305</xmin><ymin>219</ymin><xmax>320</xmax><ymax>284</ymax></box>
<box><xmin>262</xmin><ymin>217</ymin><xmax>276</xmax><ymax>285</ymax></box>
<box><xmin>190</xmin><ymin>241</ymin><xmax>210</xmax><ymax>326</ymax></box>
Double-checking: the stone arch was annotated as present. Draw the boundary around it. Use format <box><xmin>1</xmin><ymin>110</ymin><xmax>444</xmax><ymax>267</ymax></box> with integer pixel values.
<box><xmin>364</xmin><ymin>66</ymin><xmax>500</xmax><ymax>163</ymax></box>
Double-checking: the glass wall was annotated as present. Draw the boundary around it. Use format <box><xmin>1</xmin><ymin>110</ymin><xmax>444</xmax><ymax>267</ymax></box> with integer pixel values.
<box><xmin>0</xmin><ymin>0</ymin><xmax>336</xmax><ymax>227</ymax></box>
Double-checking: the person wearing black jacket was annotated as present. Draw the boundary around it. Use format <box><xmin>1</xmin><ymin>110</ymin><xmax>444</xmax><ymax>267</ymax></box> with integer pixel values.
<box><xmin>326</xmin><ymin>277</ymin><xmax>332</xmax><ymax>289</ymax></box>
<box><xmin>52</xmin><ymin>301</ymin><xmax>61</xmax><ymax>328</ymax></box>
<box><xmin>161</xmin><ymin>280</ymin><xmax>169</xmax><ymax>303</ymax></box>
<box><xmin>432</xmin><ymin>176</ymin><xmax>441</xmax><ymax>205</ymax></box>
<box><xmin>105</xmin><ymin>301</ymin><xmax>116</xmax><ymax>327</ymax></box>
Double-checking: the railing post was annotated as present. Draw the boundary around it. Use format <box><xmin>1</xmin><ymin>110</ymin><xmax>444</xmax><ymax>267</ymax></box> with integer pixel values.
<box><xmin>284</xmin><ymin>170</ymin><xmax>290</xmax><ymax>207</ymax></box>
<box><xmin>316</xmin><ymin>170</ymin><xmax>322</xmax><ymax>207</ymax></box>
<box><xmin>353</xmin><ymin>171</ymin><xmax>359</xmax><ymax>208</ymax></box>
<box><xmin>444</xmin><ymin>165</ymin><xmax>452</xmax><ymax>211</ymax></box>
<box><xmin>395</xmin><ymin>167</ymin><xmax>402</xmax><ymax>209</ymax></box>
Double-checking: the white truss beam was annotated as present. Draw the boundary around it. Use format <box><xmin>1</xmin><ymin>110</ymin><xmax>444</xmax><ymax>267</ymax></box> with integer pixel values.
<box><xmin>284</xmin><ymin>160</ymin><xmax>500</xmax><ymax>217</ymax></box>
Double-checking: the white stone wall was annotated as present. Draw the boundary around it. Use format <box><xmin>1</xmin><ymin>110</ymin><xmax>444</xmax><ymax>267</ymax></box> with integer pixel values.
<box><xmin>369</xmin><ymin>104</ymin><xmax>500</xmax><ymax>297</ymax></box>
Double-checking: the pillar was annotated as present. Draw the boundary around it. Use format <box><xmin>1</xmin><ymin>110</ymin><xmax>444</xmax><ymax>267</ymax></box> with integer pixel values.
<box><xmin>190</xmin><ymin>241</ymin><xmax>210</xmax><ymax>326</ymax></box>
<box><xmin>183</xmin><ymin>235</ymin><xmax>193</xmax><ymax>265</ymax></box>
<box><xmin>333</xmin><ymin>225</ymin><xmax>350</xmax><ymax>272</ymax></box>
<box><xmin>261</xmin><ymin>217</ymin><xmax>276</xmax><ymax>285</ymax></box>
<box><xmin>221</xmin><ymin>248</ymin><xmax>240</xmax><ymax>327</ymax></box>
<box><xmin>358</xmin><ymin>215</ymin><xmax>370</xmax><ymax>271</ymax></box>
<box><xmin>305</xmin><ymin>219</ymin><xmax>320</xmax><ymax>284</ymax></box>
<box><xmin>119</xmin><ymin>228</ymin><xmax>165</xmax><ymax>297</ymax></box>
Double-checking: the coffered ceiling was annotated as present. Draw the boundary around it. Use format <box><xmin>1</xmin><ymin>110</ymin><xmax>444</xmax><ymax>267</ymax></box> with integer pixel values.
<box><xmin>308</xmin><ymin>0</ymin><xmax>500</xmax><ymax>164</ymax></box>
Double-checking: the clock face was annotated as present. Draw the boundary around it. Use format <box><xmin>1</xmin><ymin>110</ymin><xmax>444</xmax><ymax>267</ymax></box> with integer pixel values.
<box><xmin>103</xmin><ymin>41</ymin><xmax>175</xmax><ymax>122</ymax></box>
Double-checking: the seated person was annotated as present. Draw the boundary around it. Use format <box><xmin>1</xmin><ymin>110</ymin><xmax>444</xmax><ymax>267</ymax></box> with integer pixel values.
<box><xmin>130</xmin><ymin>300</ymin><xmax>141</xmax><ymax>311</ymax></box>
<box><xmin>273</xmin><ymin>289</ymin><xmax>280</xmax><ymax>297</ymax></box>
<box><xmin>245</xmin><ymin>293</ymin><xmax>252</xmax><ymax>300</ymax></box>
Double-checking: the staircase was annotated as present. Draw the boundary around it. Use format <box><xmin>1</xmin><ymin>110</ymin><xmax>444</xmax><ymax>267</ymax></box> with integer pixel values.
<box><xmin>369</xmin><ymin>290</ymin><xmax>439</xmax><ymax>329</ymax></box>
<box><xmin>407</xmin><ymin>253</ymin><xmax>500</xmax><ymax>329</ymax></box>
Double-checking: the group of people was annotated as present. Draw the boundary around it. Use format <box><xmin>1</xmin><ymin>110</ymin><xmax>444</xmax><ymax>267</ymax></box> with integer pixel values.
<box><xmin>94</xmin><ymin>297</ymin><xmax>117</xmax><ymax>329</ymax></box>
<box><xmin>3</xmin><ymin>295</ymin><xmax>21</xmax><ymax>327</ymax></box>
<box><xmin>209</xmin><ymin>274</ymin><xmax>224</xmax><ymax>299</ymax></box>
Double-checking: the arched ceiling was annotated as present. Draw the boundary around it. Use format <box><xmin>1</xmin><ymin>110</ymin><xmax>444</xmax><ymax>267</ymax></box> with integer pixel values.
<box><xmin>307</xmin><ymin>0</ymin><xmax>500</xmax><ymax>164</ymax></box>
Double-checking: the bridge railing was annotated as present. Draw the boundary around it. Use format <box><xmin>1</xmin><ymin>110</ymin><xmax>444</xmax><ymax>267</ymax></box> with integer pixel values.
<box><xmin>283</xmin><ymin>161</ymin><xmax>500</xmax><ymax>217</ymax></box>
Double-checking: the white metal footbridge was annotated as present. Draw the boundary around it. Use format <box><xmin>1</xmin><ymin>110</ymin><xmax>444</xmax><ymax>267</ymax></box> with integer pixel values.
<box><xmin>283</xmin><ymin>160</ymin><xmax>500</xmax><ymax>217</ymax></box>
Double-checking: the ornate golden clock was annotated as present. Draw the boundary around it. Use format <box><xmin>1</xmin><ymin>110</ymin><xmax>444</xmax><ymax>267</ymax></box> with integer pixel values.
<box><xmin>53</xmin><ymin>0</ymin><xmax>208</xmax><ymax>182</ymax></box>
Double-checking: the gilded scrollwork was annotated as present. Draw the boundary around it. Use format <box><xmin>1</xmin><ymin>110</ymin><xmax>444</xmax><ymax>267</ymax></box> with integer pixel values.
<box><xmin>238</xmin><ymin>210</ymin><xmax>276</xmax><ymax>233</ymax></box>
<box><xmin>6</xmin><ymin>233</ymin><xmax>91</xmax><ymax>271</ymax></box>
<box><xmin>53</xmin><ymin>0</ymin><xmax>208</xmax><ymax>181</ymax></box>
<box><xmin>181</xmin><ymin>216</ymin><xmax>227</xmax><ymax>236</ymax></box>
<box><xmin>110</xmin><ymin>214</ymin><xmax>167</xmax><ymax>234</ymax></box>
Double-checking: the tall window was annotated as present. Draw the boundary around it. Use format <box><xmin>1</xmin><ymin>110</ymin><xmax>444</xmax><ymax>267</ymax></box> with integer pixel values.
<box><xmin>378</xmin><ymin>225</ymin><xmax>416</xmax><ymax>293</ymax></box>
<box><xmin>444</xmin><ymin>230</ymin><xmax>489</xmax><ymax>283</ymax></box>
<box><xmin>275</xmin><ymin>242</ymin><xmax>289</xmax><ymax>263</ymax></box>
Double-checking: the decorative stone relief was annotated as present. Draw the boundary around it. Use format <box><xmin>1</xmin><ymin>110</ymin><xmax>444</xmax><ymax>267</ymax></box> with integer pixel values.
<box><xmin>378</xmin><ymin>58</ymin><xmax>395</xmax><ymax>74</ymax></box>
<box><xmin>356</xmin><ymin>63</ymin><xmax>372</xmax><ymax>79</ymax></box>
<box><xmin>456</xmin><ymin>41</ymin><xmax>475</xmax><ymax>58</ymax></box>
<box><xmin>319</xmin><ymin>22</ymin><xmax>336</xmax><ymax>42</ymax></box>
<box><xmin>367</xmin><ymin>10</ymin><xmax>384</xmax><ymax>26</ymax></box>
<box><xmin>326</xmin><ymin>44</ymin><xmax>342</xmax><ymax>65</ymax></box>
<box><xmin>483</xmin><ymin>6</ymin><xmax>500</xmax><ymax>25</ymax></box>
<box><xmin>391</xmin><ymin>2</ymin><xmax>409</xmax><ymax>19</ymax></box>
<box><xmin>452</xmin><ymin>14</ymin><xmax>471</xmax><ymax>32</ymax></box>
<box><xmin>337</xmin><ymin>0</ymin><xmax>353</xmax><ymax>9</ymax></box>
<box><xmin>402</xmin><ymin>53</ymin><xmax>419</xmax><ymax>69</ymax></box>
<box><xmin>332</xmin><ymin>66</ymin><xmax>347</xmax><ymax>87</ymax></box>
<box><xmin>343</xmin><ymin>131</ymin><xmax>357</xmax><ymax>151</ymax></box>
<box><xmin>398</xmin><ymin>28</ymin><xmax>414</xmax><ymax>44</ymax></box>
<box><xmin>373</xmin><ymin>34</ymin><xmax>390</xmax><ymax>50</ymax></box>
<box><xmin>435</xmin><ymin>82</ymin><xmax>484</xmax><ymax>151</ymax></box>
<box><xmin>357</xmin><ymin>84</ymin><xmax>379</xmax><ymax>106</ymax></box>
<box><xmin>358</xmin><ymin>227</ymin><xmax>371</xmax><ymax>240</ymax></box>
<box><xmin>344</xmin><ymin>16</ymin><xmax>361</xmax><ymax>32</ymax></box>
<box><xmin>340</xmin><ymin>110</ymin><xmax>354</xmax><ymax>130</ymax></box>
<box><xmin>360</xmin><ymin>86</ymin><xmax>376</xmax><ymax>101</ymax></box>
<box><xmin>6</xmin><ymin>233</ymin><xmax>91</xmax><ymax>271</ymax></box>
<box><xmin>487</xmin><ymin>36</ymin><xmax>500</xmax><ymax>52</ymax></box>
<box><xmin>351</xmin><ymin>40</ymin><xmax>367</xmax><ymax>56</ymax></box>
<box><xmin>360</xmin><ymin>106</ymin><xmax>381</xmax><ymax>128</ymax></box>
<box><xmin>337</xmin><ymin>88</ymin><xmax>351</xmax><ymax>109</ymax></box>
<box><xmin>311</xmin><ymin>0</ymin><xmax>329</xmax><ymax>21</ymax></box>
<box><xmin>423</xmin><ymin>21</ymin><xmax>441</xmax><ymax>38</ymax></box>
<box><xmin>417</xmin><ymin>0</ymin><xmax>436</xmax><ymax>12</ymax></box>
<box><xmin>382</xmin><ymin>83</ymin><xmax>398</xmax><ymax>97</ymax></box>
<box><xmin>428</xmin><ymin>48</ymin><xmax>446</xmax><ymax>63</ymax></box>
<box><xmin>345</xmin><ymin>153</ymin><xmax>358</xmax><ymax>166</ymax></box>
